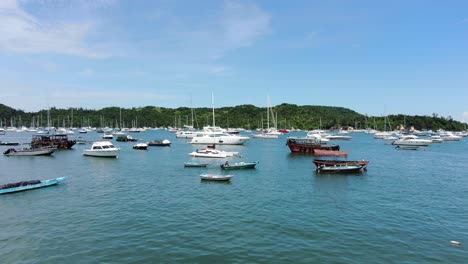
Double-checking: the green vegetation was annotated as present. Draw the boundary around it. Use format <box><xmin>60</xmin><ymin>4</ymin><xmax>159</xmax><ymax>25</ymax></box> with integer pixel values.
<box><xmin>0</xmin><ymin>103</ymin><xmax>466</xmax><ymax>131</ymax></box>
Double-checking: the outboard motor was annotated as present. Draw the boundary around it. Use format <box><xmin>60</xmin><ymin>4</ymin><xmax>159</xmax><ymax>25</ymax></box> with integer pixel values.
<box><xmin>3</xmin><ymin>148</ymin><xmax>13</xmax><ymax>155</ymax></box>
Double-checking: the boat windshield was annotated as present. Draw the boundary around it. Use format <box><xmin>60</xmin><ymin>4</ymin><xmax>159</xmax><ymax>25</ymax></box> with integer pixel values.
<box><xmin>93</xmin><ymin>146</ymin><xmax>102</xmax><ymax>150</ymax></box>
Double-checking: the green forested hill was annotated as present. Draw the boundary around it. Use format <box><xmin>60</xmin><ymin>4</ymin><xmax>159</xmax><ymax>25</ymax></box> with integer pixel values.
<box><xmin>0</xmin><ymin>103</ymin><xmax>465</xmax><ymax>131</ymax></box>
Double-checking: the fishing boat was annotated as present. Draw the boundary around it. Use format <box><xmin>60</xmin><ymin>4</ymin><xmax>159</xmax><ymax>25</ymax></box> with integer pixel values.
<box><xmin>316</xmin><ymin>165</ymin><xmax>365</xmax><ymax>174</ymax></box>
<box><xmin>148</xmin><ymin>139</ymin><xmax>171</xmax><ymax>146</ymax></box>
<box><xmin>133</xmin><ymin>143</ymin><xmax>148</xmax><ymax>150</ymax></box>
<box><xmin>83</xmin><ymin>141</ymin><xmax>120</xmax><ymax>158</ymax></box>
<box><xmin>3</xmin><ymin>147</ymin><xmax>56</xmax><ymax>156</ymax></box>
<box><xmin>287</xmin><ymin>137</ymin><xmax>340</xmax><ymax>153</ymax></box>
<box><xmin>200</xmin><ymin>173</ymin><xmax>232</xmax><ymax>181</ymax></box>
<box><xmin>0</xmin><ymin>177</ymin><xmax>66</xmax><ymax>195</ymax></box>
<box><xmin>184</xmin><ymin>162</ymin><xmax>208</xmax><ymax>167</ymax></box>
<box><xmin>31</xmin><ymin>134</ymin><xmax>76</xmax><ymax>149</ymax></box>
<box><xmin>313</xmin><ymin>159</ymin><xmax>369</xmax><ymax>168</ymax></box>
<box><xmin>220</xmin><ymin>161</ymin><xmax>259</xmax><ymax>170</ymax></box>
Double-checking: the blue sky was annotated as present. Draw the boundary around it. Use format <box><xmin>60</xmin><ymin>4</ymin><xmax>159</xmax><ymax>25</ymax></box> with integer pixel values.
<box><xmin>0</xmin><ymin>0</ymin><xmax>467</xmax><ymax>122</ymax></box>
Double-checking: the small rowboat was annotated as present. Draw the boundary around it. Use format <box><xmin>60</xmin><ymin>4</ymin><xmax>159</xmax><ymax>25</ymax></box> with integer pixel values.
<box><xmin>316</xmin><ymin>165</ymin><xmax>365</xmax><ymax>174</ymax></box>
<box><xmin>200</xmin><ymin>174</ymin><xmax>232</xmax><ymax>181</ymax></box>
<box><xmin>184</xmin><ymin>162</ymin><xmax>208</xmax><ymax>167</ymax></box>
<box><xmin>0</xmin><ymin>177</ymin><xmax>67</xmax><ymax>195</ymax></box>
<box><xmin>220</xmin><ymin>161</ymin><xmax>259</xmax><ymax>170</ymax></box>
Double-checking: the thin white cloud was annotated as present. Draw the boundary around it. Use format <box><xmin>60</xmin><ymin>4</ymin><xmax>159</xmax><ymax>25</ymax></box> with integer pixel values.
<box><xmin>221</xmin><ymin>0</ymin><xmax>271</xmax><ymax>49</ymax></box>
<box><xmin>0</xmin><ymin>0</ymin><xmax>109</xmax><ymax>58</ymax></box>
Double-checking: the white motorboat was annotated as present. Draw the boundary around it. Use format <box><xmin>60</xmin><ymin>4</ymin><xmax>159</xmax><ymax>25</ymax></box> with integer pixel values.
<box><xmin>195</xmin><ymin>147</ymin><xmax>239</xmax><ymax>157</ymax></box>
<box><xmin>189</xmin><ymin>150</ymin><xmax>227</xmax><ymax>158</ymax></box>
<box><xmin>440</xmin><ymin>132</ymin><xmax>462</xmax><ymax>141</ymax></box>
<box><xmin>83</xmin><ymin>141</ymin><xmax>120</xmax><ymax>158</ymax></box>
<box><xmin>374</xmin><ymin>132</ymin><xmax>392</xmax><ymax>139</ymax></box>
<box><xmin>175</xmin><ymin>130</ymin><xmax>199</xmax><ymax>139</ymax></box>
<box><xmin>103</xmin><ymin>133</ymin><xmax>113</xmax><ymax>139</ymax></box>
<box><xmin>429</xmin><ymin>135</ymin><xmax>443</xmax><ymax>143</ymax></box>
<box><xmin>253</xmin><ymin>133</ymin><xmax>278</xmax><ymax>139</ymax></box>
<box><xmin>306</xmin><ymin>132</ymin><xmax>329</xmax><ymax>144</ymax></box>
<box><xmin>133</xmin><ymin>143</ymin><xmax>148</xmax><ymax>150</ymax></box>
<box><xmin>392</xmin><ymin>135</ymin><xmax>432</xmax><ymax>147</ymax></box>
<box><xmin>190</xmin><ymin>132</ymin><xmax>249</xmax><ymax>145</ymax></box>
<box><xmin>324</xmin><ymin>134</ymin><xmax>352</xmax><ymax>140</ymax></box>
<box><xmin>3</xmin><ymin>147</ymin><xmax>56</xmax><ymax>156</ymax></box>
<box><xmin>189</xmin><ymin>94</ymin><xmax>250</xmax><ymax>145</ymax></box>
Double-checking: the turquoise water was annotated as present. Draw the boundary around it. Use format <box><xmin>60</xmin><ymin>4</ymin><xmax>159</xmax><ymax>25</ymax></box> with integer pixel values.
<box><xmin>1</xmin><ymin>131</ymin><xmax>467</xmax><ymax>263</ymax></box>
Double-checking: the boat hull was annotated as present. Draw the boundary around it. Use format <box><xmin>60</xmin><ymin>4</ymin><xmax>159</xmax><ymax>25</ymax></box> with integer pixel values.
<box><xmin>189</xmin><ymin>152</ymin><xmax>227</xmax><ymax>158</ymax></box>
<box><xmin>0</xmin><ymin>177</ymin><xmax>66</xmax><ymax>195</ymax></box>
<box><xmin>287</xmin><ymin>139</ymin><xmax>339</xmax><ymax>153</ymax></box>
<box><xmin>4</xmin><ymin>148</ymin><xmax>56</xmax><ymax>156</ymax></box>
<box><xmin>316</xmin><ymin>165</ymin><xmax>365</xmax><ymax>174</ymax></box>
<box><xmin>83</xmin><ymin>150</ymin><xmax>119</xmax><ymax>158</ymax></box>
<box><xmin>200</xmin><ymin>174</ymin><xmax>232</xmax><ymax>181</ymax></box>
<box><xmin>190</xmin><ymin>136</ymin><xmax>249</xmax><ymax>145</ymax></box>
<box><xmin>220</xmin><ymin>162</ymin><xmax>258</xmax><ymax>170</ymax></box>
<box><xmin>313</xmin><ymin>159</ymin><xmax>369</xmax><ymax>168</ymax></box>
<box><xmin>184</xmin><ymin>162</ymin><xmax>208</xmax><ymax>167</ymax></box>
<box><xmin>148</xmin><ymin>143</ymin><xmax>171</xmax><ymax>147</ymax></box>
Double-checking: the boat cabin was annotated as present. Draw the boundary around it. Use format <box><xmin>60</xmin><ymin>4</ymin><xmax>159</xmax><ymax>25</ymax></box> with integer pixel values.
<box><xmin>31</xmin><ymin>134</ymin><xmax>76</xmax><ymax>149</ymax></box>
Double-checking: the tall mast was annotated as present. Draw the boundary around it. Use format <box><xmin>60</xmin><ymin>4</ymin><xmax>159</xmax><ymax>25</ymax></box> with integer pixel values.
<box><xmin>191</xmin><ymin>94</ymin><xmax>194</xmax><ymax>127</ymax></box>
<box><xmin>266</xmin><ymin>95</ymin><xmax>270</xmax><ymax>130</ymax></box>
<box><xmin>212</xmin><ymin>91</ymin><xmax>215</xmax><ymax>127</ymax></box>
<box><xmin>119</xmin><ymin>108</ymin><xmax>122</xmax><ymax>129</ymax></box>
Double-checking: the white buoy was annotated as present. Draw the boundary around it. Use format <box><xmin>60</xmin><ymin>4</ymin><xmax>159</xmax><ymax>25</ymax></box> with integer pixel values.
<box><xmin>450</xmin><ymin>241</ymin><xmax>460</xmax><ymax>246</ymax></box>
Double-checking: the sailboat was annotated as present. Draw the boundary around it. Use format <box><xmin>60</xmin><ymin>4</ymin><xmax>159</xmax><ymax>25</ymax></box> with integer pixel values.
<box><xmin>253</xmin><ymin>95</ymin><xmax>279</xmax><ymax>139</ymax></box>
<box><xmin>189</xmin><ymin>93</ymin><xmax>249</xmax><ymax>145</ymax></box>
<box><xmin>176</xmin><ymin>96</ymin><xmax>199</xmax><ymax>138</ymax></box>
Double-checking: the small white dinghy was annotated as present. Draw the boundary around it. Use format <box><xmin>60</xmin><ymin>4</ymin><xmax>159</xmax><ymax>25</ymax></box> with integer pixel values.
<box><xmin>200</xmin><ymin>173</ymin><xmax>232</xmax><ymax>181</ymax></box>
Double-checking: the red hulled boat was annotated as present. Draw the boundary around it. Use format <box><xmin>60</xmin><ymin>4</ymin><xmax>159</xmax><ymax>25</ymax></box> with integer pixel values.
<box><xmin>286</xmin><ymin>138</ymin><xmax>339</xmax><ymax>153</ymax></box>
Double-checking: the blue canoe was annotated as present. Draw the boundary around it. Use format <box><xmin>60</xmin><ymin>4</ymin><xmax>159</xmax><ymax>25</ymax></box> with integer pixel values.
<box><xmin>0</xmin><ymin>177</ymin><xmax>67</xmax><ymax>195</ymax></box>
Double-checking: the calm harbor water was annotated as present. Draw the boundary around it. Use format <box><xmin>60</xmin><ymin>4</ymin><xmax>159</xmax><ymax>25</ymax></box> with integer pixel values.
<box><xmin>1</xmin><ymin>131</ymin><xmax>467</xmax><ymax>263</ymax></box>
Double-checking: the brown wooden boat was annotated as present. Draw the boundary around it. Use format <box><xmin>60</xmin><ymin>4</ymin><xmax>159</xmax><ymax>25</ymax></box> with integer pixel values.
<box><xmin>286</xmin><ymin>138</ymin><xmax>339</xmax><ymax>153</ymax></box>
<box><xmin>313</xmin><ymin>149</ymin><xmax>349</xmax><ymax>158</ymax></box>
<box><xmin>31</xmin><ymin>134</ymin><xmax>76</xmax><ymax>149</ymax></box>
<box><xmin>313</xmin><ymin>159</ymin><xmax>369</xmax><ymax>168</ymax></box>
